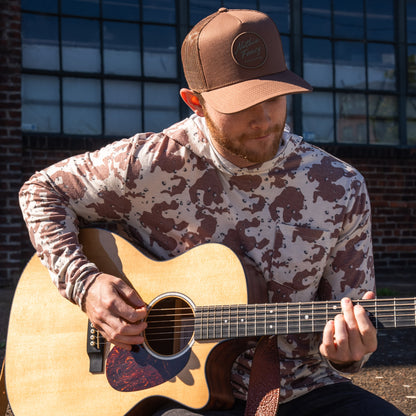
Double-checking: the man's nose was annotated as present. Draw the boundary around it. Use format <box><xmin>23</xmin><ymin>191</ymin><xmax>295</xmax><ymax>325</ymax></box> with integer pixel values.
<box><xmin>248</xmin><ymin>102</ymin><xmax>272</xmax><ymax>130</ymax></box>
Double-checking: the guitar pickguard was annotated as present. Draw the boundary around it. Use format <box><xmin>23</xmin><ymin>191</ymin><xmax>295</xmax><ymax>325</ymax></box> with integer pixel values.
<box><xmin>106</xmin><ymin>346</ymin><xmax>191</xmax><ymax>392</ymax></box>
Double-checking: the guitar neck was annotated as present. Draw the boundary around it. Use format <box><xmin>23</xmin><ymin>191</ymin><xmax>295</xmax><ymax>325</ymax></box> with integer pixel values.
<box><xmin>195</xmin><ymin>298</ymin><xmax>416</xmax><ymax>340</ymax></box>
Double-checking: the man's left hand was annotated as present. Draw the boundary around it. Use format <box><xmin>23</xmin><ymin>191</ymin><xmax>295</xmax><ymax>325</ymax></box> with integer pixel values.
<box><xmin>319</xmin><ymin>291</ymin><xmax>378</xmax><ymax>367</ymax></box>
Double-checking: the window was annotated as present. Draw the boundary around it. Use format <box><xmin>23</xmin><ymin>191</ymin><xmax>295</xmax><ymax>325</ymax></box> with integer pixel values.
<box><xmin>408</xmin><ymin>0</ymin><xmax>416</xmax><ymax>145</ymax></box>
<box><xmin>21</xmin><ymin>0</ymin><xmax>179</xmax><ymax>137</ymax></box>
<box><xmin>302</xmin><ymin>0</ymin><xmax>406</xmax><ymax>145</ymax></box>
<box><xmin>21</xmin><ymin>0</ymin><xmax>415</xmax><ymax>147</ymax></box>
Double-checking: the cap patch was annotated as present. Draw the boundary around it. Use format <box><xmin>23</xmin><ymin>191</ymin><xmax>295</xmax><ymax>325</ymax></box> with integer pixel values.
<box><xmin>232</xmin><ymin>32</ymin><xmax>267</xmax><ymax>69</ymax></box>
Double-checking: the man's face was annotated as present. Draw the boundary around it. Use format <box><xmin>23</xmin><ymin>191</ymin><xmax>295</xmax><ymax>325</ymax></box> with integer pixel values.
<box><xmin>202</xmin><ymin>96</ymin><xmax>287</xmax><ymax>167</ymax></box>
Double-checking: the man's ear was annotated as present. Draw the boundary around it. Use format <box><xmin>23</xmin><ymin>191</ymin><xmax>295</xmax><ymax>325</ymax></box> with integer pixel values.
<box><xmin>180</xmin><ymin>88</ymin><xmax>204</xmax><ymax>117</ymax></box>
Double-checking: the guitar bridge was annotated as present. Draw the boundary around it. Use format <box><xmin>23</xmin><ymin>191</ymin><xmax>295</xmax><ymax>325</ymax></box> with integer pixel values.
<box><xmin>87</xmin><ymin>321</ymin><xmax>105</xmax><ymax>373</ymax></box>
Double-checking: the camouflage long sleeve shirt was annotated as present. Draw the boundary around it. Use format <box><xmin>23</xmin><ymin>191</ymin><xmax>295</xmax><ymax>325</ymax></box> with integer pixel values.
<box><xmin>19</xmin><ymin>114</ymin><xmax>375</xmax><ymax>404</ymax></box>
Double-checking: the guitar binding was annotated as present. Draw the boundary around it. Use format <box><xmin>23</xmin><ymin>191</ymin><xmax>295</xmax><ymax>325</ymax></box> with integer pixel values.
<box><xmin>144</xmin><ymin>292</ymin><xmax>196</xmax><ymax>361</ymax></box>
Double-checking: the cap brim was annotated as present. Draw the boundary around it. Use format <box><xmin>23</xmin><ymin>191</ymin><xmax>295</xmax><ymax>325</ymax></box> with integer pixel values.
<box><xmin>201</xmin><ymin>70</ymin><xmax>312</xmax><ymax>114</ymax></box>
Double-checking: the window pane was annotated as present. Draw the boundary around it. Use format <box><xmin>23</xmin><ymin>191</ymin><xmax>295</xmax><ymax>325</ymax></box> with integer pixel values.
<box><xmin>335</xmin><ymin>41</ymin><xmax>365</xmax><ymax>89</ymax></box>
<box><xmin>21</xmin><ymin>0</ymin><xmax>58</xmax><ymax>13</ymax></box>
<box><xmin>336</xmin><ymin>93</ymin><xmax>367</xmax><ymax>143</ymax></box>
<box><xmin>408</xmin><ymin>46</ymin><xmax>416</xmax><ymax>91</ymax></box>
<box><xmin>144</xmin><ymin>83</ymin><xmax>179</xmax><ymax>131</ymax></box>
<box><xmin>368</xmin><ymin>95</ymin><xmax>398</xmax><ymax>144</ymax></box>
<box><xmin>22</xmin><ymin>14</ymin><xmax>59</xmax><ymax>70</ymax></box>
<box><xmin>302</xmin><ymin>92</ymin><xmax>334</xmax><ymax>142</ymax></box>
<box><xmin>143</xmin><ymin>25</ymin><xmax>177</xmax><ymax>78</ymax></box>
<box><xmin>103</xmin><ymin>0</ymin><xmax>140</xmax><ymax>21</ymax></box>
<box><xmin>22</xmin><ymin>74</ymin><xmax>61</xmax><ymax>133</ymax></box>
<box><xmin>104</xmin><ymin>21</ymin><xmax>141</xmax><ymax>76</ymax></box>
<box><xmin>61</xmin><ymin>0</ymin><xmax>99</xmax><ymax>17</ymax></box>
<box><xmin>227</xmin><ymin>0</ymin><xmax>257</xmax><ymax>8</ymax></box>
<box><xmin>143</xmin><ymin>0</ymin><xmax>176</xmax><ymax>23</ymax></box>
<box><xmin>366</xmin><ymin>0</ymin><xmax>394</xmax><ymax>41</ymax></box>
<box><xmin>303</xmin><ymin>38</ymin><xmax>333</xmax><ymax>88</ymax></box>
<box><xmin>407</xmin><ymin>97</ymin><xmax>416</xmax><ymax>145</ymax></box>
<box><xmin>302</xmin><ymin>0</ymin><xmax>331</xmax><ymax>37</ymax></box>
<box><xmin>62</xmin><ymin>18</ymin><xmax>101</xmax><ymax>73</ymax></box>
<box><xmin>407</xmin><ymin>0</ymin><xmax>416</xmax><ymax>43</ymax></box>
<box><xmin>278</xmin><ymin>35</ymin><xmax>290</xmax><ymax>69</ymax></box>
<box><xmin>333</xmin><ymin>0</ymin><xmax>364</xmax><ymax>39</ymax></box>
<box><xmin>104</xmin><ymin>80</ymin><xmax>142</xmax><ymax>136</ymax></box>
<box><xmin>63</xmin><ymin>78</ymin><xmax>101</xmax><ymax>134</ymax></box>
<box><xmin>259</xmin><ymin>0</ymin><xmax>290</xmax><ymax>34</ymax></box>
<box><xmin>190</xmin><ymin>0</ymin><xmax>221</xmax><ymax>25</ymax></box>
<box><xmin>368</xmin><ymin>43</ymin><xmax>396</xmax><ymax>90</ymax></box>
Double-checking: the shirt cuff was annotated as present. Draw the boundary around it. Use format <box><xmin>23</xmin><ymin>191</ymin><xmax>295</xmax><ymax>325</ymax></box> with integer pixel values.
<box><xmin>325</xmin><ymin>352</ymin><xmax>372</xmax><ymax>375</ymax></box>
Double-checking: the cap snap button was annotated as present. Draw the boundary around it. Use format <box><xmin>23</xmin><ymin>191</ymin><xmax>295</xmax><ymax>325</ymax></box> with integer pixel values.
<box><xmin>218</xmin><ymin>7</ymin><xmax>228</xmax><ymax>13</ymax></box>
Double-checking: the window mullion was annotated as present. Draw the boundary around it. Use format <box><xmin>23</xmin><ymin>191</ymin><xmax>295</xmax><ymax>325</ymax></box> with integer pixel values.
<box><xmin>397</xmin><ymin>0</ymin><xmax>407</xmax><ymax>146</ymax></box>
<box><xmin>291</xmin><ymin>0</ymin><xmax>303</xmax><ymax>135</ymax></box>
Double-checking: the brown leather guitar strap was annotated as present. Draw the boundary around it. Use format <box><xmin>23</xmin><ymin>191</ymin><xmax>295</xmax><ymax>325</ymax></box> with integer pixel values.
<box><xmin>244</xmin><ymin>335</ymin><xmax>280</xmax><ymax>416</ymax></box>
<box><xmin>0</xmin><ymin>361</ymin><xmax>9</xmax><ymax>416</ymax></box>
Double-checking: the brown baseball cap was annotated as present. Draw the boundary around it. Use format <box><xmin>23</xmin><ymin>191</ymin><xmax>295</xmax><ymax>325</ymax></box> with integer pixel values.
<box><xmin>181</xmin><ymin>8</ymin><xmax>312</xmax><ymax>114</ymax></box>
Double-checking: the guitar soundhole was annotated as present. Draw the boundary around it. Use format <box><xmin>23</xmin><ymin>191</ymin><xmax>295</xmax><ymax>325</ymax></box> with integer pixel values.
<box><xmin>144</xmin><ymin>294</ymin><xmax>195</xmax><ymax>359</ymax></box>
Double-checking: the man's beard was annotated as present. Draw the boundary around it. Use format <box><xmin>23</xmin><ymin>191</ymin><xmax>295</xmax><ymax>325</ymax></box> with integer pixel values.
<box><xmin>204</xmin><ymin>111</ymin><xmax>285</xmax><ymax>165</ymax></box>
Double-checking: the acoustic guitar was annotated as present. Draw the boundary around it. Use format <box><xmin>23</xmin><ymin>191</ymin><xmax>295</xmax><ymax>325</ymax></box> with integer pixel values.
<box><xmin>4</xmin><ymin>228</ymin><xmax>416</xmax><ymax>415</ymax></box>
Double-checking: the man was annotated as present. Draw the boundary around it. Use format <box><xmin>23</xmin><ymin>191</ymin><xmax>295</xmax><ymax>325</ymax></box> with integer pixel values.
<box><xmin>19</xmin><ymin>8</ymin><xmax>403</xmax><ymax>416</ymax></box>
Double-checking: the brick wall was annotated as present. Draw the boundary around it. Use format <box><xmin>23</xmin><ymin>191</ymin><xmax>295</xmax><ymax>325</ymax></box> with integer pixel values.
<box><xmin>352</xmin><ymin>153</ymin><xmax>416</xmax><ymax>278</ymax></box>
<box><xmin>0</xmin><ymin>0</ymin><xmax>22</xmax><ymax>288</ymax></box>
<box><xmin>328</xmin><ymin>146</ymin><xmax>416</xmax><ymax>280</ymax></box>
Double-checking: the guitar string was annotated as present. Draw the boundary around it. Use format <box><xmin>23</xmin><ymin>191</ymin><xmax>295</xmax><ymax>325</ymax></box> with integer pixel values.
<box><xmin>146</xmin><ymin>301</ymin><xmax>416</xmax><ymax>316</ymax></box>
<box><xmin>144</xmin><ymin>310</ymin><xmax>416</xmax><ymax>327</ymax></box>
<box><xmin>145</xmin><ymin>304</ymin><xmax>416</xmax><ymax>320</ymax></box>
<box><xmin>95</xmin><ymin>308</ymin><xmax>416</xmax><ymax>345</ymax></box>
<box><xmin>145</xmin><ymin>305</ymin><xmax>416</xmax><ymax>322</ymax></box>
<box><xmin>142</xmin><ymin>310</ymin><xmax>416</xmax><ymax>340</ymax></box>
<box><xmin>141</xmin><ymin>316</ymin><xmax>416</xmax><ymax>344</ymax></box>
<box><xmin>145</xmin><ymin>300</ymin><xmax>416</xmax><ymax>313</ymax></box>
<box><xmin>98</xmin><ymin>300</ymin><xmax>416</xmax><ymax>344</ymax></box>
<box><xmin>143</xmin><ymin>315</ymin><xmax>416</xmax><ymax>334</ymax></box>
<box><xmin>143</xmin><ymin>318</ymin><xmax>416</xmax><ymax>344</ymax></box>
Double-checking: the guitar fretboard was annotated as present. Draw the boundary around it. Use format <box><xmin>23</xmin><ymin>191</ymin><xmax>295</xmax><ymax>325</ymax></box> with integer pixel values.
<box><xmin>194</xmin><ymin>298</ymin><xmax>416</xmax><ymax>340</ymax></box>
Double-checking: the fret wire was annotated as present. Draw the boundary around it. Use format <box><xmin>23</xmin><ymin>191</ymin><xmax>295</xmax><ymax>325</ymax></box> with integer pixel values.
<box><xmin>195</xmin><ymin>308</ymin><xmax>201</xmax><ymax>340</ymax></box>
<box><xmin>394</xmin><ymin>299</ymin><xmax>397</xmax><ymax>328</ymax></box>
<box><xmin>275</xmin><ymin>303</ymin><xmax>278</xmax><ymax>335</ymax></box>
<box><xmin>312</xmin><ymin>301</ymin><xmax>314</xmax><ymax>333</ymax></box>
<box><xmin>244</xmin><ymin>304</ymin><xmax>247</xmax><ymax>336</ymax></box>
<box><xmin>236</xmin><ymin>304</ymin><xmax>240</xmax><ymax>338</ymax></box>
<box><xmin>204</xmin><ymin>305</ymin><xmax>209</xmax><ymax>340</ymax></box>
<box><xmin>286</xmin><ymin>303</ymin><xmax>289</xmax><ymax>334</ymax></box>
<box><xmin>231</xmin><ymin>304</ymin><xmax>237</xmax><ymax>338</ymax></box>
<box><xmin>228</xmin><ymin>305</ymin><xmax>231</xmax><ymax>338</ymax></box>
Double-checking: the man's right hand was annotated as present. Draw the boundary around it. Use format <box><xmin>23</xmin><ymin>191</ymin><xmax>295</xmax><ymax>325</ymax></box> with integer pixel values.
<box><xmin>83</xmin><ymin>273</ymin><xmax>148</xmax><ymax>350</ymax></box>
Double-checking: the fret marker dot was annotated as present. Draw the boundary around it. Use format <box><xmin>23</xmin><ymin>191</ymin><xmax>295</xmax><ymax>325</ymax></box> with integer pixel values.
<box><xmin>305</xmin><ymin>315</ymin><xmax>309</xmax><ymax>320</ymax></box>
<box><xmin>333</xmin><ymin>306</ymin><xmax>337</xmax><ymax>310</ymax></box>
<box><xmin>224</xmin><ymin>319</ymin><xmax>228</xmax><ymax>323</ymax></box>
<box><xmin>241</xmin><ymin>318</ymin><xmax>245</xmax><ymax>322</ymax></box>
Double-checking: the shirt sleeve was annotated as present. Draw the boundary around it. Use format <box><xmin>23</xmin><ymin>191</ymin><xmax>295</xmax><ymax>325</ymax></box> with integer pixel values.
<box><xmin>319</xmin><ymin>176</ymin><xmax>376</xmax><ymax>300</ymax></box>
<box><xmin>318</xmin><ymin>176</ymin><xmax>376</xmax><ymax>373</ymax></box>
<box><xmin>19</xmin><ymin>136</ymin><xmax>144</xmax><ymax>307</ymax></box>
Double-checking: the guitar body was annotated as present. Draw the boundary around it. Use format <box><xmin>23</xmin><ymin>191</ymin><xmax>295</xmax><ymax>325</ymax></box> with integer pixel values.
<box><xmin>5</xmin><ymin>229</ymin><xmax>249</xmax><ymax>416</ymax></box>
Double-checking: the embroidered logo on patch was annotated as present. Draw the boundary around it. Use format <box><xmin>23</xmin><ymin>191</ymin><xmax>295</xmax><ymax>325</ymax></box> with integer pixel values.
<box><xmin>232</xmin><ymin>32</ymin><xmax>267</xmax><ymax>69</ymax></box>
